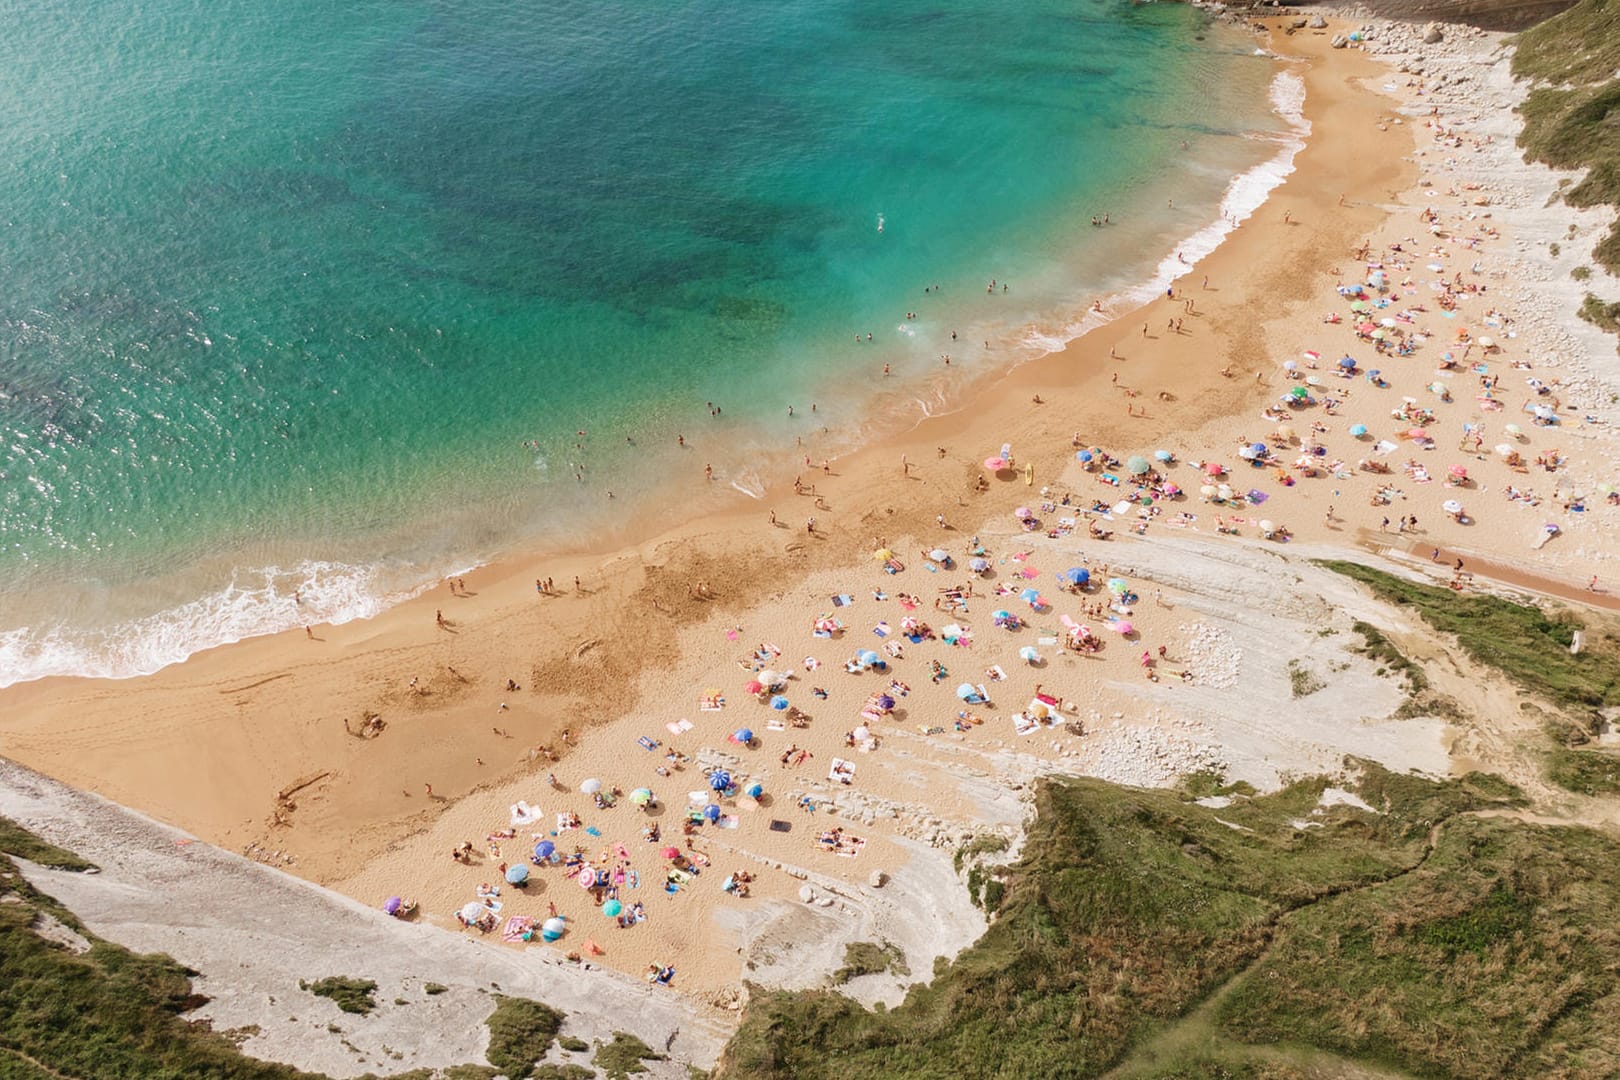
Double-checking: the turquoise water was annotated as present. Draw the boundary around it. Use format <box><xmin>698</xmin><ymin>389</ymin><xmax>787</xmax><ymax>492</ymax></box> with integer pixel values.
<box><xmin>0</xmin><ymin>0</ymin><xmax>1289</xmax><ymax>683</ymax></box>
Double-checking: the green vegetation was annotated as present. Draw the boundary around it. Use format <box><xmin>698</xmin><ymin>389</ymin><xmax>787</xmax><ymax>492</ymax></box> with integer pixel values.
<box><xmin>1546</xmin><ymin>744</ymin><xmax>1620</xmax><ymax>795</ymax></box>
<box><xmin>593</xmin><ymin>1031</ymin><xmax>665</xmax><ymax>1078</ymax></box>
<box><xmin>1326</xmin><ymin>561</ymin><xmax>1620</xmax><ymax>793</ymax></box>
<box><xmin>300</xmin><ymin>976</ymin><xmax>378</xmax><ymax>1016</ymax></box>
<box><xmin>1580</xmin><ymin>292</ymin><xmax>1620</xmax><ymax>333</ymax></box>
<box><xmin>716</xmin><ymin>767</ymin><xmax>1528</xmax><ymax>1079</ymax></box>
<box><xmin>0</xmin><ymin>814</ymin><xmax>580</xmax><ymax>1080</ymax></box>
<box><xmin>1286</xmin><ymin>659</ymin><xmax>1324</xmax><ymax>698</ymax></box>
<box><xmin>1514</xmin><ymin>0</ymin><xmax>1620</xmax><ymax>273</ymax></box>
<box><xmin>1348</xmin><ymin>621</ymin><xmax>1429</xmax><ymax>694</ymax></box>
<box><xmin>1217</xmin><ymin>815</ymin><xmax>1620</xmax><ymax>1077</ymax></box>
<box><xmin>557</xmin><ymin>1035</ymin><xmax>590</xmax><ymax>1053</ymax></box>
<box><xmin>1573</xmin><ymin>264</ymin><xmax>1593</xmax><ymax>281</ymax></box>
<box><xmin>0</xmin><ymin>849</ymin><xmax>317</xmax><ymax>1077</ymax></box>
<box><xmin>484</xmin><ymin>995</ymin><xmax>565</xmax><ymax>1080</ymax></box>
<box><xmin>423</xmin><ymin>982</ymin><xmax>448</xmax><ymax>996</ymax></box>
<box><xmin>833</xmin><ymin>941</ymin><xmax>910</xmax><ymax>984</ymax></box>
<box><xmin>1320</xmin><ymin>561</ymin><xmax>1620</xmax><ymax>708</ymax></box>
<box><xmin>0</xmin><ymin>815</ymin><xmax>97</xmax><ymax>871</ymax></box>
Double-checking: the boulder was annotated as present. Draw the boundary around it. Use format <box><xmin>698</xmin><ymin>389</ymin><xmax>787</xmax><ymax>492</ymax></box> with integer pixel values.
<box><xmin>798</xmin><ymin>884</ymin><xmax>816</xmax><ymax>903</ymax></box>
<box><xmin>1309</xmin><ymin>13</ymin><xmax>1328</xmax><ymax>28</ymax></box>
<box><xmin>868</xmin><ymin>870</ymin><xmax>887</xmax><ymax>889</ymax></box>
<box><xmin>1330</xmin><ymin>33</ymin><xmax>1349</xmax><ymax>48</ymax></box>
<box><xmin>1423</xmin><ymin>22</ymin><xmax>1444</xmax><ymax>43</ymax></box>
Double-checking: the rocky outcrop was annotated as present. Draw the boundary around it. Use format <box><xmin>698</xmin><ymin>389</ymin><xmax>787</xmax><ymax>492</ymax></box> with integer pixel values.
<box><xmin>1272</xmin><ymin>0</ymin><xmax>1576</xmax><ymax>31</ymax></box>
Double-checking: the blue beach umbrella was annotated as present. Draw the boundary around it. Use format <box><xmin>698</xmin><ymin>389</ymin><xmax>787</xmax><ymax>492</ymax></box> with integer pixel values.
<box><xmin>969</xmin><ymin>557</ymin><xmax>990</xmax><ymax>572</ymax></box>
<box><xmin>1249</xmin><ymin>442</ymin><xmax>1267</xmax><ymax>456</ymax></box>
<box><xmin>533</xmin><ymin>840</ymin><xmax>555</xmax><ymax>860</ymax></box>
<box><xmin>703</xmin><ymin>804</ymin><xmax>722</xmax><ymax>823</ymax></box>
<box><xmin>733</xmin><ymin>728</ymin><xmax>755</xmax><ymax>743</ymax></box>
<box><xmin>746</xmin><ymin>782</ymin><xmax>764</xmax><ymax>798</ymax></box>
<box><xmin>769</xmin><ymin>694</ymin><xmax>789</xmax><ymax>709</ymax></box>
<box><xmin>956</xmin><ymin>683</ymin><xmax>978</xmax><ymax>700</ymax></box>
<box><xmin>1154</xmin><ymin>449</ymin><xmax>1173</xmax><ymax>462</ymax></box>
<box><xmin>857</xmin><ymin>649</ymin><xmax>879</xmax><ymax>666</ymax></box>
<box><xmin>1349</xmin><ymin>423</ymin><xmax>1368</xmax><ymax>437</ymax></box>
<box><xmin>709</xmin><ymin>770</ymin><xmax>731</xmax><ymax>791</ymax></box>
<box><xmin>1019</xmin><ymin>587</ymin><xmax>1040</xmax><ymax>603</ymax></box>
<box><xmin>541</xmin><ymin>916</ymin><xmax>566</xmax><ymax>942</ymax></box>
<box><xmin>1061</xmin><ymin>567</ymin><xmax>1090</xmax><ymax>585</ymax></box>
<box><xmin>603</xmin><ymin>899</ymin><xmax>622</xmax><ymax>918</ymax></box>
<box><xmin>506</xmin><ymin>864</ymin><xmax>529</xmax><ymax>885</ymax></box>
<box><xmin>1339</xmin><ymin>356</ymin><xmax>1358</xmax><ymax>370</ymax></box>
<box><xmin>1077</xmin><ymin>449</ymin><xmax>1094</xmax><ymax>463</ymax></box>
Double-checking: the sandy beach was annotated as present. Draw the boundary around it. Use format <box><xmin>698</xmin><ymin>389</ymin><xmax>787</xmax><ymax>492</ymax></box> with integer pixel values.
<box><xmin>5</xmin><ymin>10</ymin><xmax>1620</xmax><ymax>1033</ymax></box>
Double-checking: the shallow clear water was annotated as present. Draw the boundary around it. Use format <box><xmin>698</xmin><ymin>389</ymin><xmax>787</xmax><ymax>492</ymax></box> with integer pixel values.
<box><xmin>0</xmin><ymin>0</ymin><xmax>1290</xmax><ymax>684</ymax></box>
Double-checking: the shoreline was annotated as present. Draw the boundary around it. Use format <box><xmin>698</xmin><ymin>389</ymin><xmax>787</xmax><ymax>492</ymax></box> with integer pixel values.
<box><xmin>7</xmin><ymin>9</ymin><xmax>1620</xmax><ymax>1011</ymax></box>
<box><xmin>0</xmin><ymin>25</ymin><xmax>1298</xmax><ymax>691</ymax></box>
<box><xmin>0</xmin><ymin>14</ymin><xmax>1397</xmax><ymax>887</ymax></box>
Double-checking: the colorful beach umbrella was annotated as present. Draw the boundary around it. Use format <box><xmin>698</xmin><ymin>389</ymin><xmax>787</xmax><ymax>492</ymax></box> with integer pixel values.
<box><xmin>629</xmin><ymin>787</ymin><xmax>654</xmax><ymax>806</ymax></box>
<box><xmin>709</xmin><ymin>770</ymin><xmax>731</xmax><ymax>791</ymax></box>
<box><xmin>603</xmin><ymin>899</ymin><xmax>623</xmax><ymax>918</ymax></box>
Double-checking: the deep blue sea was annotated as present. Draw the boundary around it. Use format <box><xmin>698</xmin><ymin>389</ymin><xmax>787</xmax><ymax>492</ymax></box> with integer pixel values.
<box><xmin>0</xmin><ymin>0</ymin><xmax>1300</xmax><ymax>684</ymax></box>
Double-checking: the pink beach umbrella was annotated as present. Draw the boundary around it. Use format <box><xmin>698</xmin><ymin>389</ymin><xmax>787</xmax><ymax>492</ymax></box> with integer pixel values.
<box><xmin>744</xmin><ymin>680</ymin><xmax>763</xmax><ymax>695</ymax></box>
<box><xmin>1112</xmin><ymin>621</ymin><xmax>1134</xmax><ymax>636</ymax></box>
<box><xmin>984</xmin><ymin>457</ymin><xmax>1008</xmax><ymax>471</ymax></box>
<box><xmin>1014</xmin><ymin>506</ymin><xmax>1031</xmax><ymax>519</ymax></box>
<box><xmin>1448</xmin><ymin>464</ymin><xmax>1468</xmax><ymax>480</ymax></box>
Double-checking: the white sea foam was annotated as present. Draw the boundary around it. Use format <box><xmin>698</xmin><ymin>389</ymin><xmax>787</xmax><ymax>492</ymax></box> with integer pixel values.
<box><xmin>0</xmin><ymin>77</ymin><xmax>1314</xmax><ymax>692</ymax></box>
<box><xmin>0</xmin><ymin>560</ymin><xmax>440</xmax><ymax>689</ymax></box>
<box><xmin>1008</xmin><ymin>69</ymin><xmax>1311</xmax><ymax>361</ymax></box>
<box><xmin>1130</xmin><ymin>69</ymin><xmax>1310</xmax><ymax>311</ymax></box>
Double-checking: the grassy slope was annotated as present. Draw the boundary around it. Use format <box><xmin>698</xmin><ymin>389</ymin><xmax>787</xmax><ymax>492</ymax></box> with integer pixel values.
<box><xmin>717</xmin><ymin>769</ymin><xmax>1525</xmax><ymax>1079</ymax></box>
<box><xmin>0</xmin><ymin>816</ymin><xmax>564</xmax><ymax>1080</ymax></box>
<box><xmin>1514</xmin><ymin>0</ymin><xmax>1620</xmax><ymax>273</ymax></box>
<box><xmin>1320</xmin><ymin>560</ymin><xmax>1620</xmax><ymax>793</ymax></box>
<box><xmin>1219</xmin><ymin>814</ymin><xmax>1620</xmax><ymax>1078</ymax></box>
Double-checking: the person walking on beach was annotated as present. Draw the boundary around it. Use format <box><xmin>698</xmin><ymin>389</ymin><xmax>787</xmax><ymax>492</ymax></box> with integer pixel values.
<box><xmin>435</xmin><ymin>610</ymin><xmax>446</xmax><ymax>630</ymax></box>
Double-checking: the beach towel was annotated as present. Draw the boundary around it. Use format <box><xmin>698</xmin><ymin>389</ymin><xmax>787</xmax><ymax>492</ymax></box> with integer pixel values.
<box><xmin>832</xmin><ymin>594</ymin><xmax>854</xmax><ymax>607</ymax></box>
<box><xmin>986</xmin><ymin>665</ymin><xmax>1006</xmax><ymax>681</ymax></box>
<box><xmin>899</xmin><ymin>597</ymin><xmax>918</xmax><ymax>611</ymax></box>
<box><xmin>637</xmin><ymin>736</ymin><xmax>659</xmax><ymax>752</ymax></box>
<box><xmin>556</xmin><ymin>814</ymin><xmax>578</xmax><ymax>832</ymax></box>
<box><xmin>510</xmin><ymin>801</ymin><xmax>542</xmax><ymax>827</ymax></box>
<box><xmin>873</xmin><ymin>622</ymin><xmax>889</xmax><ymax>637</ymax></box>
<box><xmin>719</xmin><ymin>815</ymin><xmax>740</xmax><ymax>829</ymax></box>
<box><xmin>769</xmin><ymin>819</ymin><xmax>793</xmax><ymax>833</ymax></box>
<box><xmin>502</xmin><ymin>916</ymin><xmax>535</xmax><ymax>943</ymax></box>
<box><xmin>1013</xmin><ymin>713</ymin><xmax>1042</xmax><ymax>737</ymax></box>
<box><xmin>1038</xmin><ymin>635</ymin><xmax>1058</xmax><ymax>646</ymax></box>
<box><xmin>828</xmin><ymin>757</ymin><xmax>857</xmax><ymax>785</ymax></box>
<box><xmin>835</xmin><ymin>836</ymin><xmax>866</xmax><ymax>858</ymax></box>
<box><xmin>585</xmin><ymin>826</ymin><xmax>602</xmax><ymax>837</ymax></box>
<box><xmin>699</xmin><ymin>690</ymin><xmax>725</xmax><ymax>711</ymax></box>
<box><xmin>665</xmin><ymin>717</ymin><xmax>694</xmax><ymax>736</ymax></box>
<box><xmin>767</xmin><ymin>719</ymin><xmax>786</xmax><ymax>731</ymax></box>
<box><xmin>1019</xmin><ymin>567</ymin><xmax>1039</xmax><ymax>579</ymax></box>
